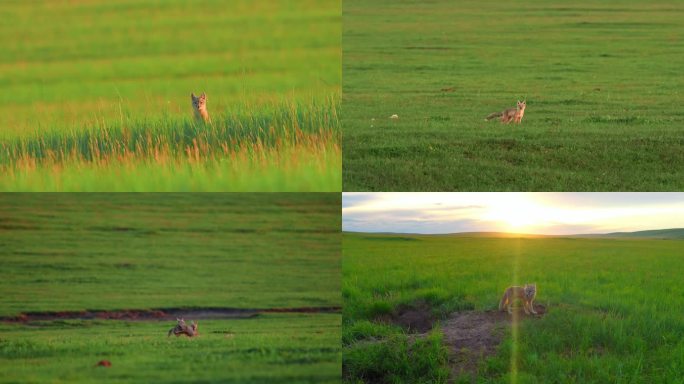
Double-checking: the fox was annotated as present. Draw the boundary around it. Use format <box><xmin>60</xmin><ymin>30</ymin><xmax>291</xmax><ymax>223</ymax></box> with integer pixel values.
<box><xmin>191</xmin><ymin>92</ymin><xmax>211</xmax><ymax>123</ymax></box>
<box><xmin>499</xmin><ymin>283</ymin><xmax>537</xmax><ymax>315</ymax></box>
<box><xmin>485</xmin><ymin>100</ymin><xmax>526</xmax><ymax>124</ymax></box>
<box><xmin>167</xmin><ymin>318</ymin><xmax>199</xmax><ymax>337</ymax></box>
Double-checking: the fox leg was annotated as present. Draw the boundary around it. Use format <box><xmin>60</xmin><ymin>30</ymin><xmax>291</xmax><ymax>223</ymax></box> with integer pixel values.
<box><xmin>529</xmin><ymin>299</ymin><xmax>538</xmax><ymax>314</ymax></box>
<box><xmin>523</xmin><ymin>300</ymin><xmax>530</xmax><ymax>315</ymax></box>
<box><xmin>500</xmin><ymin>293</ymin><xmax>510</xmax><ymax>312</ymax></box>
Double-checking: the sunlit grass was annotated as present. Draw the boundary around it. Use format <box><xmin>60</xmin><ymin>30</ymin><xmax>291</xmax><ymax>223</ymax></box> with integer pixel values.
<box><xmin>343</xmin><ymin>232</ymin><xmax>684</xmax><ymax>383</ymax></box>
<box><xmin>1</xmin><ymin>99</ymin><xmax>340</xmax><ymax>191</ymax></box>
<box><xmin>0</xmin><ymin>0</ymin><xmax>340</xmax><ymax>191</ymax></box>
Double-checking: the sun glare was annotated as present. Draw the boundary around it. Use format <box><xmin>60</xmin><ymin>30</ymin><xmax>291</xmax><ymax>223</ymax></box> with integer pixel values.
<box><xmin>482</xmin><ymin>194</ymin><xmax>548</xmax><ymax>232</ymax></box>
<box><xmin>343</xmin><ymin>192</ymin><xmax>684</xmax><ymax>235</ymax></box>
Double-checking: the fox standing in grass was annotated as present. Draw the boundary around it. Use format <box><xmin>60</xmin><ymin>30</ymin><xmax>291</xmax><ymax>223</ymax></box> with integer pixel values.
<box><xmin>485</xmin><ymin>100</ymin><xmax>526</xmax><ymax>123</ymax></box>
<box><xmin>191</xmin><ymin>92</ymin><xmax>211</xmax><ymax>123</ymax></box>
<box><xmin>167</xmin><ymin>318</ymin><xmax>199</xmax><ymax>337</ymax></box>
<box><xmin>499</xmin><ymin>283</ymin><xmax>537</xmax><ymax>315</ymax></box>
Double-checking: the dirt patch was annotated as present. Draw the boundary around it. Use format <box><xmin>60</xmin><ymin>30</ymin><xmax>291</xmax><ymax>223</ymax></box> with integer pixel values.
<box><xmin>1</xmin><ymin>306</ymin><xmax>341</xmax><ymax>323</ymax></box>
<box><xmin>439</xmin><ymin>304</ymin><xmax>546</xmax><ymax>381</ymax></box>
<box><xmin>95</xmin><ymin>360</ymin><xmax>112</xmax><ymax>367</ymax></box>
<box><xmin>376</xmin><ymin>301</ymin><xmax>435</xmax><ymax>333</ymax></box>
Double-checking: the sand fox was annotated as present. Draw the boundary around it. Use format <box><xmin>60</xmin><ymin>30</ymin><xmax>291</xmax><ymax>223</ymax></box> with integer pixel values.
<box><xmin>167</xmin><ymin>318</ymin><xmax>199</xmax><ymax>337</ymax></box>
<box><xmin>499</xmin><ymin>283</ymin><xmax>537</xmax><ymax>315</ymax></box>
<box><xmin>485</xmin><ymin>100</ymin><xmax>526</xmax><ymax>123</ymax></box>
<box><xmin>191</xmin><ymin>92</ymin><xmax>211</xmax><ymax>123</ymax></box>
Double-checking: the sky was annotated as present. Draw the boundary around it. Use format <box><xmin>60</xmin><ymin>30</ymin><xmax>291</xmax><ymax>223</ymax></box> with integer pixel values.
<box><xmin>342</xmin><ymin>193</ymin><xmax>684</xmax><ymax>235</ymax></box>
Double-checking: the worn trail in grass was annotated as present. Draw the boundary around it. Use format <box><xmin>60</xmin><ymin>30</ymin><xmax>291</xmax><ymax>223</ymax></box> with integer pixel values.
<box><xmin>0</xmin><ymin>193</ymin><xmax>341</xmax><ymax>382</ymax></box>
<box><xmin>0</xmin><ymin>314</ymin><xmax>341</xmax><ymax>384</ymax></box>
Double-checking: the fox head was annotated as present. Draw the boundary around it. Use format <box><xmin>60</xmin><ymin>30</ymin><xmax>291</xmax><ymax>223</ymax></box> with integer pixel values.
<box><xmin>191</xmin><ymin>321</ymin><xmax>198</xmax><ymax>332</ymax></box>
<box><xmin>517</xmin><ymin>100</ymin><xmax>526</xmax><ymax>110</ymax></box>
<box><xmin>191</xmin><ymin>92</ymin><xmax>207</xmax><ymax>110</ymax></box>
<box><xmin>524</xmin><ymin>283</ymin><xmax>536</xmax><ymax>299</ymax></box>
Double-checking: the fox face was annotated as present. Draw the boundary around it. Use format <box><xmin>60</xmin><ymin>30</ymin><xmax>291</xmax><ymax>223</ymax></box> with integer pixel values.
<box><xmin>191</xmin><ymin>93</ymin><xmax>207</xmax><ymax>111</ymax></box>
<box><xmin>517</xmin><ymin>100</ymin><xmax>526</xmax><ymax>109</ymax></box>
<box><xmin>191</xmin><ymin>92</ymin><xmax>211</xmax><ymax>122</ymax></box>
<box><xmin>524</xmin><ymin>283</ymin><xmax>536</xmax><ymax>299</ymax></box>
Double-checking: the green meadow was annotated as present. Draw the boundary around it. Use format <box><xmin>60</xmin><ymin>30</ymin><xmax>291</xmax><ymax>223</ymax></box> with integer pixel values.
<box><xmin>0</xmin><ymin>314</ymin><xmax>340</xmax><ymax>384</ymax></box>
<box><xmin>0</xmin><ymin>194</ymin><xmax>341</xmax><ymax>383</ymax></box>
<box><xmin>343</xmin><ymin>232</ymin><xmax>684</xmax><ymax>383</ymax></box>
<box><xmin>0</xmin><ymin>0</ymin><xmax>340</xmax><ymax>191</ymax></box>
<box><xmin>343</xmin><ymin>0</ymin><xmax>684</xmax><ymax>191</ymax></box>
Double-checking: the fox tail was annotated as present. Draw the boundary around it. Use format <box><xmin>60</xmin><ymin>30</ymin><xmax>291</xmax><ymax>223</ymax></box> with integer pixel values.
<box><xmin>485</xmin><ymin>112</ymin><xmax>502</xmax><ymax>121</ymax></box>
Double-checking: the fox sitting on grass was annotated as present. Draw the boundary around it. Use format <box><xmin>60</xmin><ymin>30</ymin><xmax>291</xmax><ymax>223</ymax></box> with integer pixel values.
<box><xmin>499</xmin><ymin>283</ymin><xmax>537</xmax><ymax>315</ymax></box>
<box><xmin>167</xmin><ymin>318</ymin><xmax>199</xmax><ymax>337</ymax></box>
<box><xmin>485</xmin><ymin>100</ymin><xmax>526</xmax><ymax>124</ymax></box>
<box><xmin>191</xmin><ymin>92</ymin><xmax>211</xmax><ymax>123</ymax></box>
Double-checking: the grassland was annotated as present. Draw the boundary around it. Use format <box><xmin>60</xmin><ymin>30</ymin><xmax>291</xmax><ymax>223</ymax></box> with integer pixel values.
<box><xmin>0</xmin><ymin>314</ymin><xmax>340</xmax><ymax>384</ymax></box>
<box><xmin>343</xmin><ymin>232</ymin><xmax>684</xmax><ymax>383</ymax></box>
<box><xmin>0</xmin><ymin>0</ymin><xmax>340</xmax><ymax>191</ymax></box>
<box><xmin>342</xmin><ymin>0</ymin><xmax>684</xmax><ymax>191</ymax></box>
<box><xmin>0</xmin><ymin>194</ymin><xmax>341</xmax><ymax>382</ymax></box>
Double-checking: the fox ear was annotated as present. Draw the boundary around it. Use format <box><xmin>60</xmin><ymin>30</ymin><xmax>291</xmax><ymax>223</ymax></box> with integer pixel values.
<box><xmin>201</xmin><ymin>92</ymin><xmax>206</xmax><ymax>99</ymax></box>
<box><xmin>191</xmin><ymin>93</ymin><xmax>196</xmax><ymax>100</ymax></box>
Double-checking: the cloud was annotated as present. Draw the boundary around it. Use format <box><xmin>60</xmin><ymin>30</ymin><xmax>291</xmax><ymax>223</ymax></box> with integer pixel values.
<box><xmin>536</xmin><ymin>192</ymin><xmax>684</xmax><ymax>209</ymax></box>
<box><xmin>342</xmin><ymin>192</ymin><xmax>684</xmax><ymax>235</ymax></box>
<box><xmin>342</xmin><ymin>193</ymin><xmax>382</xmax><ymax>209</ymax></box>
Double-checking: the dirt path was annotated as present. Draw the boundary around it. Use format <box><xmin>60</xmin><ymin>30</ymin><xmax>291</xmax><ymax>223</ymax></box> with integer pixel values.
<box><xmin>438</xmin><ymin>305</ymin><xmax>546</xmax><ymax>381</ymax></box>
<box><xmin>1</xmin><ymin>306</ymin><xmax>341</xmax><ymax>322</ymax></box>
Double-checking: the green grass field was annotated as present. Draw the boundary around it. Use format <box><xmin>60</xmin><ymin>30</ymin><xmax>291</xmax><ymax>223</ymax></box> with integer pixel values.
<box><xmin>342</xmin><ymin>0</ymin><xmax>684</xmax><ymax>191</ymax></box>
<box><xmin>0</xmin><ymin>194</ymin><xmax>341</xmax><ymax>383</ymax></box>
<box><xmin>343</xmin><ymin>232</ymin><xmax>684</xmax><ymax>383</ymax></box>
<box><xmin>0</xmin><ymin>0</ymin><xmax>340</xmax><ymax>191</ymax></box>
<box><xmin>1</xmin><ymin>314</ymin><xmax>340</xmax><ymax>384</ymax></box>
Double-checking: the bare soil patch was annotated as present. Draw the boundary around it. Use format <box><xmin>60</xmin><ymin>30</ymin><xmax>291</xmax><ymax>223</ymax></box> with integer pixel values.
<box><xmin>439</xmin><ymin>304</ymin><xmax>546</xmax><ymax>381</ymax></box>
<box><xmin>1</xmin><ymin>306</ymin><xmax>341</xmax><ymax>323</ymax></box>
<box><xmin>375</xmin><ymin>301</ymin><xmax>435</xmax><ymax>333</ymax></box>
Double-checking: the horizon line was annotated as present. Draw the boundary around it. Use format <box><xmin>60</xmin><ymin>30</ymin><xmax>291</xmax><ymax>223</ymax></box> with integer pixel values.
<box><xmin>342</xmin><ymin>227</ymin><xmax>684</xmax><ymax>237</ymax></box>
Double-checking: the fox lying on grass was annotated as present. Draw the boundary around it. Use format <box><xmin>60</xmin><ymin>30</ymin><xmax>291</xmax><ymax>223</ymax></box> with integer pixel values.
<box><xmin>191</xmin><ymin>92</ymin><xmax>211</xmax><ymax>123</ymax></box>
<box><xmin>485</xmin><ymin>100</ymin><xmax>526</xmax><ymax>124</ymax></box>
<box><xmin>167</xmin><ymin>318</ymin><xmax>199</xmax><ymax>337</ymax></box>
<box><xmin>499</xmin><ymin>283</ymin><xmax>537</xmax><ymax>315</ymax></box>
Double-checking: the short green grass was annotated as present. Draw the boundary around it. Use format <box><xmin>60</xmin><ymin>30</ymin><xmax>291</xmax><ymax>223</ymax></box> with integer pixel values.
<box><xmin>0</xmin><ymin>0</ymin><xmax>340</xmax><ymax>191</ymax></box>
<box><xmin>342</xmin><ymin>0</ymin><xmax>684</xmax><ymax>191</ymax></box>
<box><xmin>0</xmin><ymin>314</ymin><xmax>341</xmax><ymax>384</ymax></box>
<box><xmin>343</xmin><ymin>232</ymin><xmax>684</xmax><ymax>383</ymax></box>
<box><xmin>0</xmin><ymin>193</ymin><xmax>341</xmax><ymax>382</ymax></box>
